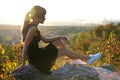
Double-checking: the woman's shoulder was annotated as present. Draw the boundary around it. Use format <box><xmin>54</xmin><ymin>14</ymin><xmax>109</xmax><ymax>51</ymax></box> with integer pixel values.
<box><xmin>29</xmin><ymin>26</ymin><xmax>38</xmax><ymax>33</ymax></box>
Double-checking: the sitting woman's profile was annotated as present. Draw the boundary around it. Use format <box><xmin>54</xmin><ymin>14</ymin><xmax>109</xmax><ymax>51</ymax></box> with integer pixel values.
<box><xmin>12</xmin><ymin>5</ymin><xmax>101</xmax><ymax>74</ymax></box>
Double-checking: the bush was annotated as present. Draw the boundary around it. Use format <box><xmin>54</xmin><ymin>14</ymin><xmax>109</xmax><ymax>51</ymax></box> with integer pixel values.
<box><xmin>0</xmin><ymin>43</ymin><xmax>22</xmax><ymax>80</ymax></box>
<box><xmin>100</xmin><ymin>32</ymin><xmax>120</xmax><ymax>70</ymax></box>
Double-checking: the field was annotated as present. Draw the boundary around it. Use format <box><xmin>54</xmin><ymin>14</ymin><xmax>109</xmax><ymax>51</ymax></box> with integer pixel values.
<box><xmin>0</xmin><ymin>24</ymin><xmax>21</xmax><ymax>44</ymax></box>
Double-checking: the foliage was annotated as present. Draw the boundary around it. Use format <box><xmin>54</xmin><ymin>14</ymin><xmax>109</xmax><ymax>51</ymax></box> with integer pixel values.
<box><xmin>70</xmin><ymin>23</ymin><xmax>120</xmax><ymax>70</ymax></box>
<box><xmin>100</xmin><ymin>32</ymin><xmax>120</xmax><ymax>70</ymax></box>
<box><xmin>70</xmin><ymin>31</ymin><xmax>92</xmax><ymax>53</ymax></box>
<box><xmin>0</xmin><ymin>43</ymin><xmax>22</xmax><ymax>80</ymax></box>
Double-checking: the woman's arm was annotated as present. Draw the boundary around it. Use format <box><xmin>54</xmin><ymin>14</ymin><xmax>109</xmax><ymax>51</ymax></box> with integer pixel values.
<box><xmin>22</xmin><ymin>27</ymin><xmax>37</xmax><ymax>65</ymax></box>
<box><xmin>12</xmin><ymin>27</ymin><xmax>37</xmax><ymax>72</ymax></box>
<box><xmin>40</xmin><ymin>33</ymin><xmax>69</xmax><ymax>43</ymax></box>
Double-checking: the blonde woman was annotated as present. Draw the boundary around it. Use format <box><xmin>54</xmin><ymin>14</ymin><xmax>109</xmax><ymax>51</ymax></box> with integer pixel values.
<box><xmin>13</xmin><ymin>5</ymin><xmax>101</xmax><ymax>74</ymax></box>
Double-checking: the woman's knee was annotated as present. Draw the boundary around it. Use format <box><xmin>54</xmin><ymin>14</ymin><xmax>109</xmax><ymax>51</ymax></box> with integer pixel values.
<box><xmin>51</xmin><ymin>39</ymin><xmax>65</xmax><ymax>48</ymax></box>
<box><xmin>51</xmin><ymin>39</ymin><xmax>59</xmax><ymax>45</ymax></box>
<box><xmin>57</xmin><ymin>48</ymin><xmax>66</xmax><ymax>57</ymax></box>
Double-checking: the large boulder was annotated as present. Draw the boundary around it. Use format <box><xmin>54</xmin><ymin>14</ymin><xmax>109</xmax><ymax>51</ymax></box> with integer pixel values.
<box><xmin>96</xmin><ymin>65</ymin><xmax>120</xmax><ymax>80</ymax></box>
<box><xmin>12</xmin><ymin>62</ymin><xmax>99</xmax><ymax>80</ymax></box>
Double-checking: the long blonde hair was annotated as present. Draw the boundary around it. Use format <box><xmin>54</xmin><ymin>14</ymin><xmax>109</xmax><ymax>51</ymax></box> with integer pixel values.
<box><xmin>22</xmin><ymin>5</ymin><xmax>46</xmax><ymax>42</ymax></box>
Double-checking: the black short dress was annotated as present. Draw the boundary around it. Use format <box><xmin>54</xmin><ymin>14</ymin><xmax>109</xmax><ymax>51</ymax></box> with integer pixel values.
<box><xmin>26</xmin><ymin>26</ymin><xmax>58</xmax><ymax>74</ymax></box>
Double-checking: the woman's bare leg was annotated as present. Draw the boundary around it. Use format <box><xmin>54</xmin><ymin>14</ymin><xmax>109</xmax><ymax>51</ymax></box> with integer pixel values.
<box><xmin>52</xmin><ymin>39</ymin><xmax>90</xmax><ymax>60</ymax></box>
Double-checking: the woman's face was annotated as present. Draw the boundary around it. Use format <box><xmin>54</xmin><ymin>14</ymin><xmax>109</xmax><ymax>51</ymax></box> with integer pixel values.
<box><xmin>38</xmin><ymin>15</ymin><xmax>46</xmax><ymax>24</ymax></box>
<box><xmin>32</xmin><ymin>15</ymin><xmax>46</xmax><ymax>26</ymax></box>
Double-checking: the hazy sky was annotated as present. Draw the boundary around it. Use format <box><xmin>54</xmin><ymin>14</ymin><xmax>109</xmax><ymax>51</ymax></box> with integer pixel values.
<box><xmin>0</xmin><ymin>0</ymin><xmax>120</xmax><ymax>25</ymax></box>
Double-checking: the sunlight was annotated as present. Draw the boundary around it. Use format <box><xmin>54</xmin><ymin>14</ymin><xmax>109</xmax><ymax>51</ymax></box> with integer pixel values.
<box><xmin>0</xmin><ymin>0</ymin><xmax>29</xmax><ymax>24</ymax></box>
<box><xmin>0</xmin><ymin>0</ymin><xmax>46</xmax><ymax>24</ymax></box>
<box><xmin>0</xmin><ymin>0</ymin><xmax>120</xmax><ymax>25</ymax></box>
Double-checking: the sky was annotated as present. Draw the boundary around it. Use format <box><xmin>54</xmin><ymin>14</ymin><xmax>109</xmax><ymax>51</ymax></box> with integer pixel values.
<box><xmin>0</xmin><ymin>0</ymin><xmax>120</xmax><ymax>25</ymax></box>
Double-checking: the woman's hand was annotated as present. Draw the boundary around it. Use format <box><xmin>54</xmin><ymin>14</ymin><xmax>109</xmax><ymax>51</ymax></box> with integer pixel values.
<box><xmin>11</xmin><ymin>63</ymin><xmax>25</xmax><ymax>73</ymax></box>
<box><xmin>59</xmin><ymin>35</ymin><xmax>69</xmax><ymax>43</ymax></box>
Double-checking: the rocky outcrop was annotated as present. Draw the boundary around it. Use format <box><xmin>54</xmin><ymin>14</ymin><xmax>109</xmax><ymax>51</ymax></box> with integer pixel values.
<box><xmin>12</xmin><ymin>62</ymin><xmax>99</xmax><ymax>80</ymax></box>
<box><xmin>96</xmin><ymin>65</ymin><xmax>120</xmax><ymax>80</ymax></box>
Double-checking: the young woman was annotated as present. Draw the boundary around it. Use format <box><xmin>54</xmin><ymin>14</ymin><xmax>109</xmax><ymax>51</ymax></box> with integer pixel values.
<box><xmin>13</xmin><ymin>5</ymin><xmax>101</xmax><ymax>74</ymax></box>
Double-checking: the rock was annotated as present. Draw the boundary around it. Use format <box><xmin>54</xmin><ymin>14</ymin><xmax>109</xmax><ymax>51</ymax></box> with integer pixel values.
<box><xmin>100</xmin><ymin>64</ymin><xmax>116</xmax><ymax>72</ymax></box>
<box><xmin>12</xmin><ymin>63</ymin><xmax>100</xmax><ymax>80</ymax></box>
<box><xmin>96</xmin><ymin>64</ymin><xmax>120</xmax><ymax>80</ymax></box>
<box><xmin>97</xmin><ymin>70</ymin><xmax>120</xmax><ymax>80</ymax></box>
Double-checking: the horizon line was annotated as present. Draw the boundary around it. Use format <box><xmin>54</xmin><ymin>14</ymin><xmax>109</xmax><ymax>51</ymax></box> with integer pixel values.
<box><xmin>0</xmin><ymin>19</ymin><xmax>120</xmax><ymax>26</ymax></box>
